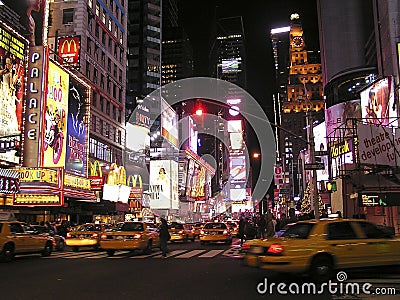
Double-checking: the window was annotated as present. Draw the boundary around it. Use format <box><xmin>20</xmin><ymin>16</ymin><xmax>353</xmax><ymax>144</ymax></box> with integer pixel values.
<box><xmin>117</xmin><ymin>110</ymin><xmax>121</xmax><ymax>123</ymax></box>
<box><xmin>93</xmin><ymin>68</ymin><xmax>98</xmax><ymax>84</ymax></box>
<box><xmin>86</xmin><ymin>61</ymin><xmax>91</xmax><ymax>78</ymax></box>
<box><xmin>99</xmin><ymin>96</ymin><xmax>104</xmax><ymax>111</ymax></box>
<box><xmin>108</xmin><ymin>19</ymin><xmax>112</xmax><ymax>31</ymax></box>
<box><xmin>204</xmin><ymin>223</ymin><xmax>227</xmax><ymax>229</ymax></box>
<box><xmin>101</xmin><ymin>51</ymin><xmax>105</xmax><ymax>65</ymax></box>
<box><xmin>99</xmin><ymin>120</ymin><xmax>103</xmax><ymax>134</ymax></box>
<box><xmin>117</xmin><ymin>130</ymin><xmax>121</xmax><ymax>143</ymax></box>
<box><xmin>113</xmin><ymin>63</ymin><xmax>117</xmax><ymax>78</ymax></box>
<box><xmin>62</xmin><ymin>8</ymin><xmax>74</xmax><ymax>24</ymax></box>
<box><xmin>106</xmin><ymin>101</ymin><xmax>110</xmax><ymax>114</ymax></box>
<box><xmin>92</xmin><ymin>92</ymin><xmax>97</xmax><ymax>107</ymax></box>
<box><xmin>105</xmin><ymin>123</ymin><xmax>110</xmax><ymax>138</ymax></box>
<box><xmin>96</xmin><ymin>3</ymin><xmax>100</xmax><ymax>16</ymax></box>
<box><xmin>108</xmin><ymin>58</ymin><xmax>111</xmax><ymax>72</ymax></box>
<box><xmin>87</xmin><ymin>38</ymin><xmax>91</xmax><ymax>54</ymax></box>
<box><xmin>356</xmin><ymin>222</ymin><xmax>394</xmax><ymax>239</ymax></box>
<box><xmin>102</xmin><ymin>30</ymin><xmax>106</xmax><ymax>44</ymax></box>
<box><xmin>10</xmin><ymin>223</ymin><xmax>24</xmax><ymax>234</ymax></box>
<box><xmin>88</xmin><ymin>0</ymin><xmax>93</xmax><ymax>8</ymax></box>
<box><xmin>112</xmin><ymin>106</ymin><xmax>116</xmax><ymax>120</ymax></box>
<box><xmin>327</xmin><ymin>222</ymin><xmax>358</xmax><ymax>240</ymax></box>
<box><xmin>95</xmin><ymin>23</ymin><xmax>99</xmax><ymax>38</ymax></box>
<box><xmin>281</xmin><ymin>223</ymin><xmax>315</xmax><ymax>239</ymax></box>
<box><xmin>102</xmin><ymin>9</ymin><xmax>106</xmax><ymax>24</ymax></box>
<box><xmin>91</xmin><ymin>115</ymin><xmax>96</xmax><ymax>132</ymax></box>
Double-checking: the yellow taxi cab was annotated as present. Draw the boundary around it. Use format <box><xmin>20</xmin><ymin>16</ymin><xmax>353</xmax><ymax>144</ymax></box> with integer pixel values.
<box><xmin>0</xmin><ymin>214</ymin><xmax>53</xmax><ymax>262</ymax></box>
<box><xmin>66</xmin><ymin>223</ymin><xmax>110</xmax><ymax>252</ymax></box>
<box><xmin>168</xmin><ymin>222</ymin><xmax>195</xmax><ymax>242</ymax></box>
<box><xmin>192</xmin><ymin>222</ymin><xmax>204</xmax><ymax>239</ymax></box>
<box><xmin>100</xmin><ymin>221</ymin><xmax>160</xmax><ymax>256</ymax></box>
<box><xmin>199</xmin><ymin>222</ymin><xmax>232</xmax><ymax>245</ymax></box>
<box><xmin>226</xmin><ymin>221</ymin><xmax>239</xmax><ymax>237</ymax></box>
<box><xmin>244</xmin><ymin>218</ymin><xmax>400</xmax><ymax>281</ymax></box>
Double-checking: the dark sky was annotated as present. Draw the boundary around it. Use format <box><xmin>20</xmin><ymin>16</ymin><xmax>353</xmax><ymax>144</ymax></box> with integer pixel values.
<box><xmin>178</xmin><ymin>0</ymin><xmax>319</xmax><ymax>111</ymax></box>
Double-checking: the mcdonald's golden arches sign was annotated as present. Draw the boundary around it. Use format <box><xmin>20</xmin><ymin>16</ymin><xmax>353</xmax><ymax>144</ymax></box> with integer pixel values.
<box><xmin>57</xmin><ymin>36</ymin><xmax>81</xmax><ymax>67</ymax></box>
<box><xmin>88</xmin><ymin>160</ymin><xmax>104</xmax><ymax>190</ymax></box>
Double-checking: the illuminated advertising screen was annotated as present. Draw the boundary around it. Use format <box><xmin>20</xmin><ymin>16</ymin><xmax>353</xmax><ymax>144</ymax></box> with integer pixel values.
<box><xmin>126</xmin><ymin>123</ymin><xmax>150</xmax><ymax>166</ymax></box>
<box><xmin>227</xmin><ymin>120</ymin><xmax>242</xmax><ymax>133</ymax></box>
<box><xmin>150</xmin><ymin>160</ymin><xmax>173</xmax><ymax>209</ymax></box>
<box><xmin>186</xmin><ymin>159</ymin><xmax>195</xmax><ymax>198</ymax></box>
<box><xmin>230</xmin><ymin>188</ymin><xmax>246</xmax><ymax>201</ymax></box>
<box><xmin>325</xmin><ymin>100</ymin><xmax>361</xmax><ymax>141</ymax></box>
<box><xmin>57</xmin><ymin>36</ymin><xmax>81</xmax><ymax>67</ymax></box>
<box><xmin>230</xmin><ymin>132</ymin><xmax>244</xmax><ymax>150</ymax></box>
<box><xmin>222</xmin><ymin>59</ymin><xmax>239</xmax><ymax>73</ymax></box>
<box><xmin>4</xmin><ymin>0</ymin><xmax>46</xmax><ymax>46</ymax></box>
<box><xmin>161</xmin><ymin>99</ymin><xmax>178</xmax><ymax>147</ymax></box>
<box><xmin>65</xmin><ymin>76</ymin><xmax>89</xmax><ymax>176</ymax></box>
<box><xmin>313</xmin><ymin>122</ymin><xmax>329</xmax><ymax>181</ymax></box>
<box><xmin>185</xmin><ymin>159</ymin><xmax>206</xmax><ymax>199</ymax></box>
<box><xmin>188</xmin><ymin>116</ymin><xmax>198</xmax><ymax>153</ymax></box>
<box><xmin>42</xmin><ymin>61</ymin><xmax>69</xmax><ymax>168</ymax></box>
<box><xmin>0</xmin><ymin>23</ymin><xmax>26</xmax><ymax>164</ymax></box>
<box><xmin>229</xmin><ymin>156</ymin><xmax>246</xmax><ymax>182</ymax></box>
<box><xmin>133</xmin><ymin>103</ymin><xmax>150</xmax><ymax>128</ymax></box>
<box><xmin>360</xmin><ymin>77</ymin><xmax>397</xmax><ymax>127</ymax></box>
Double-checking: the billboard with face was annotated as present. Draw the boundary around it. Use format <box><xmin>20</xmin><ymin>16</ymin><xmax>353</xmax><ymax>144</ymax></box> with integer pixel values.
<box><xmin>42</xmin><ymin>61</ymin><xmax>69</xmax><ymax>167</ymax></box>
<box><xmin>0</xmin><ymin>22</ymin><xmax>26</xmax><ymax>164</ymax></box>
<box><xmin>4</xmin><ymin>0</ymin><xmax>46</xmax><ymax>46</ymax></box>
<box><xmin>360</xmin><ymin>76</ymin><xmax>397</xmax><ymax>127</ymax></box>
<box><xmin>65</xmin><ymin>76</ymin><xmax>89</xmax><ymax>176</ymax></box>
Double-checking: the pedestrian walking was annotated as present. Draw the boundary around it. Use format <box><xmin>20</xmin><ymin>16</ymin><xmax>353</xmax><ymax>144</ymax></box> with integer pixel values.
<box><xmin>238</xmin><ymin>216</ymin><xmax>246</xmax><ymax>246</ymax></box>
<box><xmin>159</xmin><ymin>218</ymin><xmax>170</xmax><ymax>258</ymax></box>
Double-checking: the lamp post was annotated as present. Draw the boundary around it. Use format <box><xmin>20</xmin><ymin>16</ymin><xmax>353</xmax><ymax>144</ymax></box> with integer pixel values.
<box><xmin>306</xmin><ymin>109</ymin><xmax>319</xmax><ymax>220</ymax></box>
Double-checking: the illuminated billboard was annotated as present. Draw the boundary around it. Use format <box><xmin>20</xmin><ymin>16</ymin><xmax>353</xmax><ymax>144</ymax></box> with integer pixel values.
<box><xmin>325</xmin><ymin>100</ymin><xmax>361</xmax><ymax>141</ymax></box>
<box><xmin>0</xmin><ymin>22</ymin><xmax>27</xmax><ymax>164</ymax></box>
<box><xmin>185</xmin><ymin>159</ymin><xmax>206</xmax><ymax>200</ymax></box>
<box><xmin>42</xmin><ymin>61</ymin><xmax>69</xmax><ymax>168</ymax></box>
<box><xmin>229</xmin><ymin>156</ymin><xmax>246</xmax><ymax>182</ymax></box>
<box><xmin>57</xmin><ymin>36</ymin><xmax>81</xmax><ymax>67</ymax></box>
<box><xmin>4</xmin><ymin>0</ymin><xmax>46</xmax><ymax>46</ymax></box>
<box><xmin>229</xmin><ymin>132</ymin><xmax>244</xmax><ymax>150</ymax></box>
<box><xmin>222</xmin><ymin>59</ymin><xmax>239</xmax><ymax>73</ymax></box>
<box><xmin>227</xmin><ymin>120</ymin><xmax>242</xmax><ymax>133</ymax></box>
<box><xmin>149</xmin><ymin>160</ymin><xmax>179</xmax><ymax>209</ymax></box>
<box><xmin>360</xmin><ymin>77</ymin><xmax>397</xmax><ymax>127</ymax></box>
<box><xmin>313</xmin><ymin>122</ymin><xmax>329</xmax><ymax>181</ymax></box>
<box><xmin>65</xmin><ymin>75</ymin><xmax>89</xmax><ymax>176</ymax></box>
<box><xmin>161</xmin><ymin>99</ymin><xmax>178</xmax><ymax>147</ymax></box>
<box><xmin>230</xmin><ymin>188</ymin><xmax>246</xmax><ymax>201</ymax></box>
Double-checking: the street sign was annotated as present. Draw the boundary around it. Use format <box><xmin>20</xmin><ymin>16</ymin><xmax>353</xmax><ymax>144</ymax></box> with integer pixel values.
<box><xmin>315</xmin><ymin>151</ymin><xmax>329</xmax><ymax>156</ymax></box>
<box><xmin>304</xmin><ymin>163</ymin><xmax>325</xmax><ymax>170</ymax></box>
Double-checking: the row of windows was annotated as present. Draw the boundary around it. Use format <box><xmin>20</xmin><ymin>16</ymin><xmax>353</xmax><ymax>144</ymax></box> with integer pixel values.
<box><xmin>91</xmin><ymin>115</ymin><xmax>122</xmax><ymax>145</ymax></box>
<box><xmin>88</xmin><ymin>17</ymin><xmax>125</xmax><ymax>63</ymax></box>
<box><xmin>89</xmin><ymin>137</ymin><xmax>122</xmax><ymax>165</ymax></box>
<box><xmin>89</xmin><ymin>0</ymin><xmax>125</xmax><ymax>30</ymax></box>
<box><xmin>85</xmin><ymin>61</ymin><xmax>123</xmax><ymax>103</ymax></box>
<box><xmin>92</xmin><ymin>92</ymin><xmax>122</xmax><ymax>123</ymax></box>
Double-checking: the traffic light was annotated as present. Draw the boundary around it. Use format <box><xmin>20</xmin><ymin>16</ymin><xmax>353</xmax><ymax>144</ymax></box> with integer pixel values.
<box><xmin>14</xmin><ymin>140</ymin><xmax>21</xmax><ymax>157</ymax></box>
<box><xmin>194</xmin><ymin>100</ymin><xmax>204</xmax><ymax>116</ymax></box>
<box><xmin>326</xmin><ymin>181</ymin><xmax>337</xmax><ymax>192</ymax></box>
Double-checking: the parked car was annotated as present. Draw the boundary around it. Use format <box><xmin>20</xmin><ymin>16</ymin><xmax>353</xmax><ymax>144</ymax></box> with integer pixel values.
<box><xmin>66</xmin><ymin>223</ymin><xmax>111</xmax><ymax>252</ymax></box>
<box><xmin>200</xmin><ymin>222</ymin><xmax>232</xmax><ymax>245</ymax></box>
<box><xmin>31</xmin><ymin>225</ymin><xmax>66</xmax><ymax>251</ymax></box>
<box><xmin>100</xmin><ymin>221</ymin><xmax>160</xmax><ymax>256</ymax></box>
<box><xmin>244</xmin><ymin>218</ymin><xmax>400</xmax><ymax>281</ymax></box>
<box><xmin>0</xmin><ymin>219</ymin><xmax>53</xmax><ymax>262</ymax></box>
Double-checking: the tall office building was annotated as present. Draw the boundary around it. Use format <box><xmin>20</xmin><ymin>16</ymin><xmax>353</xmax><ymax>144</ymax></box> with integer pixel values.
<box><xmin>126</xmin><ymin>0</ymin><xmax>162</xmax><ymax>119</ymax></box>
<box><xmin>277</xmin><ymin>13</ymin><xmax>324</xmax><ymax>207</ymax></box>
<box><xmin>47</xmin><ymin>0</ymin><xmax>127</xmax><ymax>167</ymax></box>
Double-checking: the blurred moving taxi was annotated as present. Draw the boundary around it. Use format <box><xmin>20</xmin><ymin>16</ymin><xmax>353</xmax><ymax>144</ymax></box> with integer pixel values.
<box><xmin>0</xmin><ymin>218</ymin><xmax>53</xmax><ymax>262</ymax></box>
<box><xmin>200</xmin><ymin>222</ymin><xmax>232</xmax><ymax>245</ymax></box>
<box><xmin>100</xmin><ymin>221</ymin><xmax>160</xmax><ymax>256</ymax></box>
<box><xmin>31</xmin><ymin>225</ymin><xmax>66</xmax><ymax>251</ymax></box>
<box><xmin>169</xmin><ymin>222</ymin><xmax>195</xmax><ymax>242</ymax></box>
<box><xmin>66</xmin><ymin>223</ymin><xmax>110</xmax><ymax>252</ymax></box>
<box><xmin>244</xmin><ymin>219</ymin><xmax>400</xmax><ymax>281</ymax></box>
<box><xmin>192</xmin><ymin>223</ymin><xmax>204</xmax><ymax>239</ymax></box>
<box><xmin>226</xmin><ymin>221</ymin><xmax>239</xmax><ymax>237</ymax></box>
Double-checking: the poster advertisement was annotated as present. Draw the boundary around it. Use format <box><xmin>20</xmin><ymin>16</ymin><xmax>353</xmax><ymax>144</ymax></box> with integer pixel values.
<box><xmin>149</xmin><ymin>160</ymin><xmax>172</xmax><ymax>209</ymax></box>
<box><xmin>313</xmin><ymin>122</ymin><xmax>329</xmax><ymax>181</ymax></box>
<box><xmin>0</xmin><ymin>23</ymin><xmax>26</xmax><ymax>163</ymax></box>
<box><xmin>65</xmin><ymin>76</ymin><xmax>88</xmax><ymax>176</ymax></box>
<box><xmin>360</xmin><ymin>77</ymin><xmax>397</xmax><ymax>127</ymax></box>
<box><xmin>42</xmin><ymin>61</ymin><xmax>69</xmax><ymax>168</ymax></box>
<box><xmin>57</xmin><ymin>36</ymin><xmax>81</xmax><ymax>67</ymax></box>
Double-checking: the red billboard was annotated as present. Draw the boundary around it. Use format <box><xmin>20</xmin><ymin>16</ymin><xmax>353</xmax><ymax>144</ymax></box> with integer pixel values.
<box><xmin>57</xmin><ymin>36</ymin><xmax>81</xmax><ymax>67</ymax></box>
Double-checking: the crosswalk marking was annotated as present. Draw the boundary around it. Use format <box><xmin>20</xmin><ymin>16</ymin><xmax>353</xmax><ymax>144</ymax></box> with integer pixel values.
<box><xmin>175</xmin><ymin>250</ymin><xmax>206</xmax><ymax>258</ymax></box>
<box><xmin>198</xmin><ymin>250</ymin><xmax>224</xmax><ymax>258</ymax></box>
<box><xmin>40</xmin><ymin>247</ymin><xmax>243</xmax><ymax>259</ymax></box>
<box><xmin>153</xmin><ymin>250</ymin><xmax>186</xmax><ymax>259</ymax></box>
<box><xmin>130</xmin><ymin>251</ymin><xmax>162</xmax><ymax>259</ymax></box>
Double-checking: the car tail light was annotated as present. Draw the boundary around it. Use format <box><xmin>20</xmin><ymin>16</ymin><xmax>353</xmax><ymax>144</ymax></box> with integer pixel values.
<box><xmin>66</xmin><ymin>233</ymin><xmax>72</xmax><ymax>238</ymax></box>
<box><xmin>267</xmin><ymin>244</ymin><xmax>284</xmax><ymax>254</ymax></box>
<box><xmin>241</xmin><ymin>243</ymin><xmax>250</xmax><ymax>250</ymax></box>
<box><xmin>100</xmin><ymin>234</ymin><xmax>107</xmax><ymax>240</ymax></box>
<box><xmin>92</xmin><ymin>233</ymin><xmax>99</xmax><ymax>238</ymax></box>
<box><xmin>200</xmin><ymin>230</ymin><xmax>204</xmax><ymax>235</ymax></box>
<box><xmin>133</xmin><ymin>234</ymin><xmax>142</xmax><ymax>239</ymax></box>
<box><xmin>223</xmin><ymin>230</ymin><xmax>228</xmax><ymax>235</ymax></box>
<box><xmin>178</xmin><ymin>230</ymin><xmax>184</xmax><ymax>234</ymax></box>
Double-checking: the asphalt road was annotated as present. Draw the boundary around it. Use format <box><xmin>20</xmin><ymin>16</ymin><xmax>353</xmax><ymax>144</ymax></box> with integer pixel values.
<box><xmin>0</xmin><ymin>238</ymin><xmax>399</xmax><ymax>300</ymax></box>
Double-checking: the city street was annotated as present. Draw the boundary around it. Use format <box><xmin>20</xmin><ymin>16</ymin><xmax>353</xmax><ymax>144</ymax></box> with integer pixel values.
<box><xmin>0</xmin><ymin>238</ymin><xmax>399</xmax><ymax>300</ymax></box>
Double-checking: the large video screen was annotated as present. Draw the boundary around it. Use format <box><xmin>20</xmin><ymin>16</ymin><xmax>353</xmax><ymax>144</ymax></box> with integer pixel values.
<box><xmin>0</xmin><ymin>23</ymin><xmax>26</xmax><ymax>164</ymax></box>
